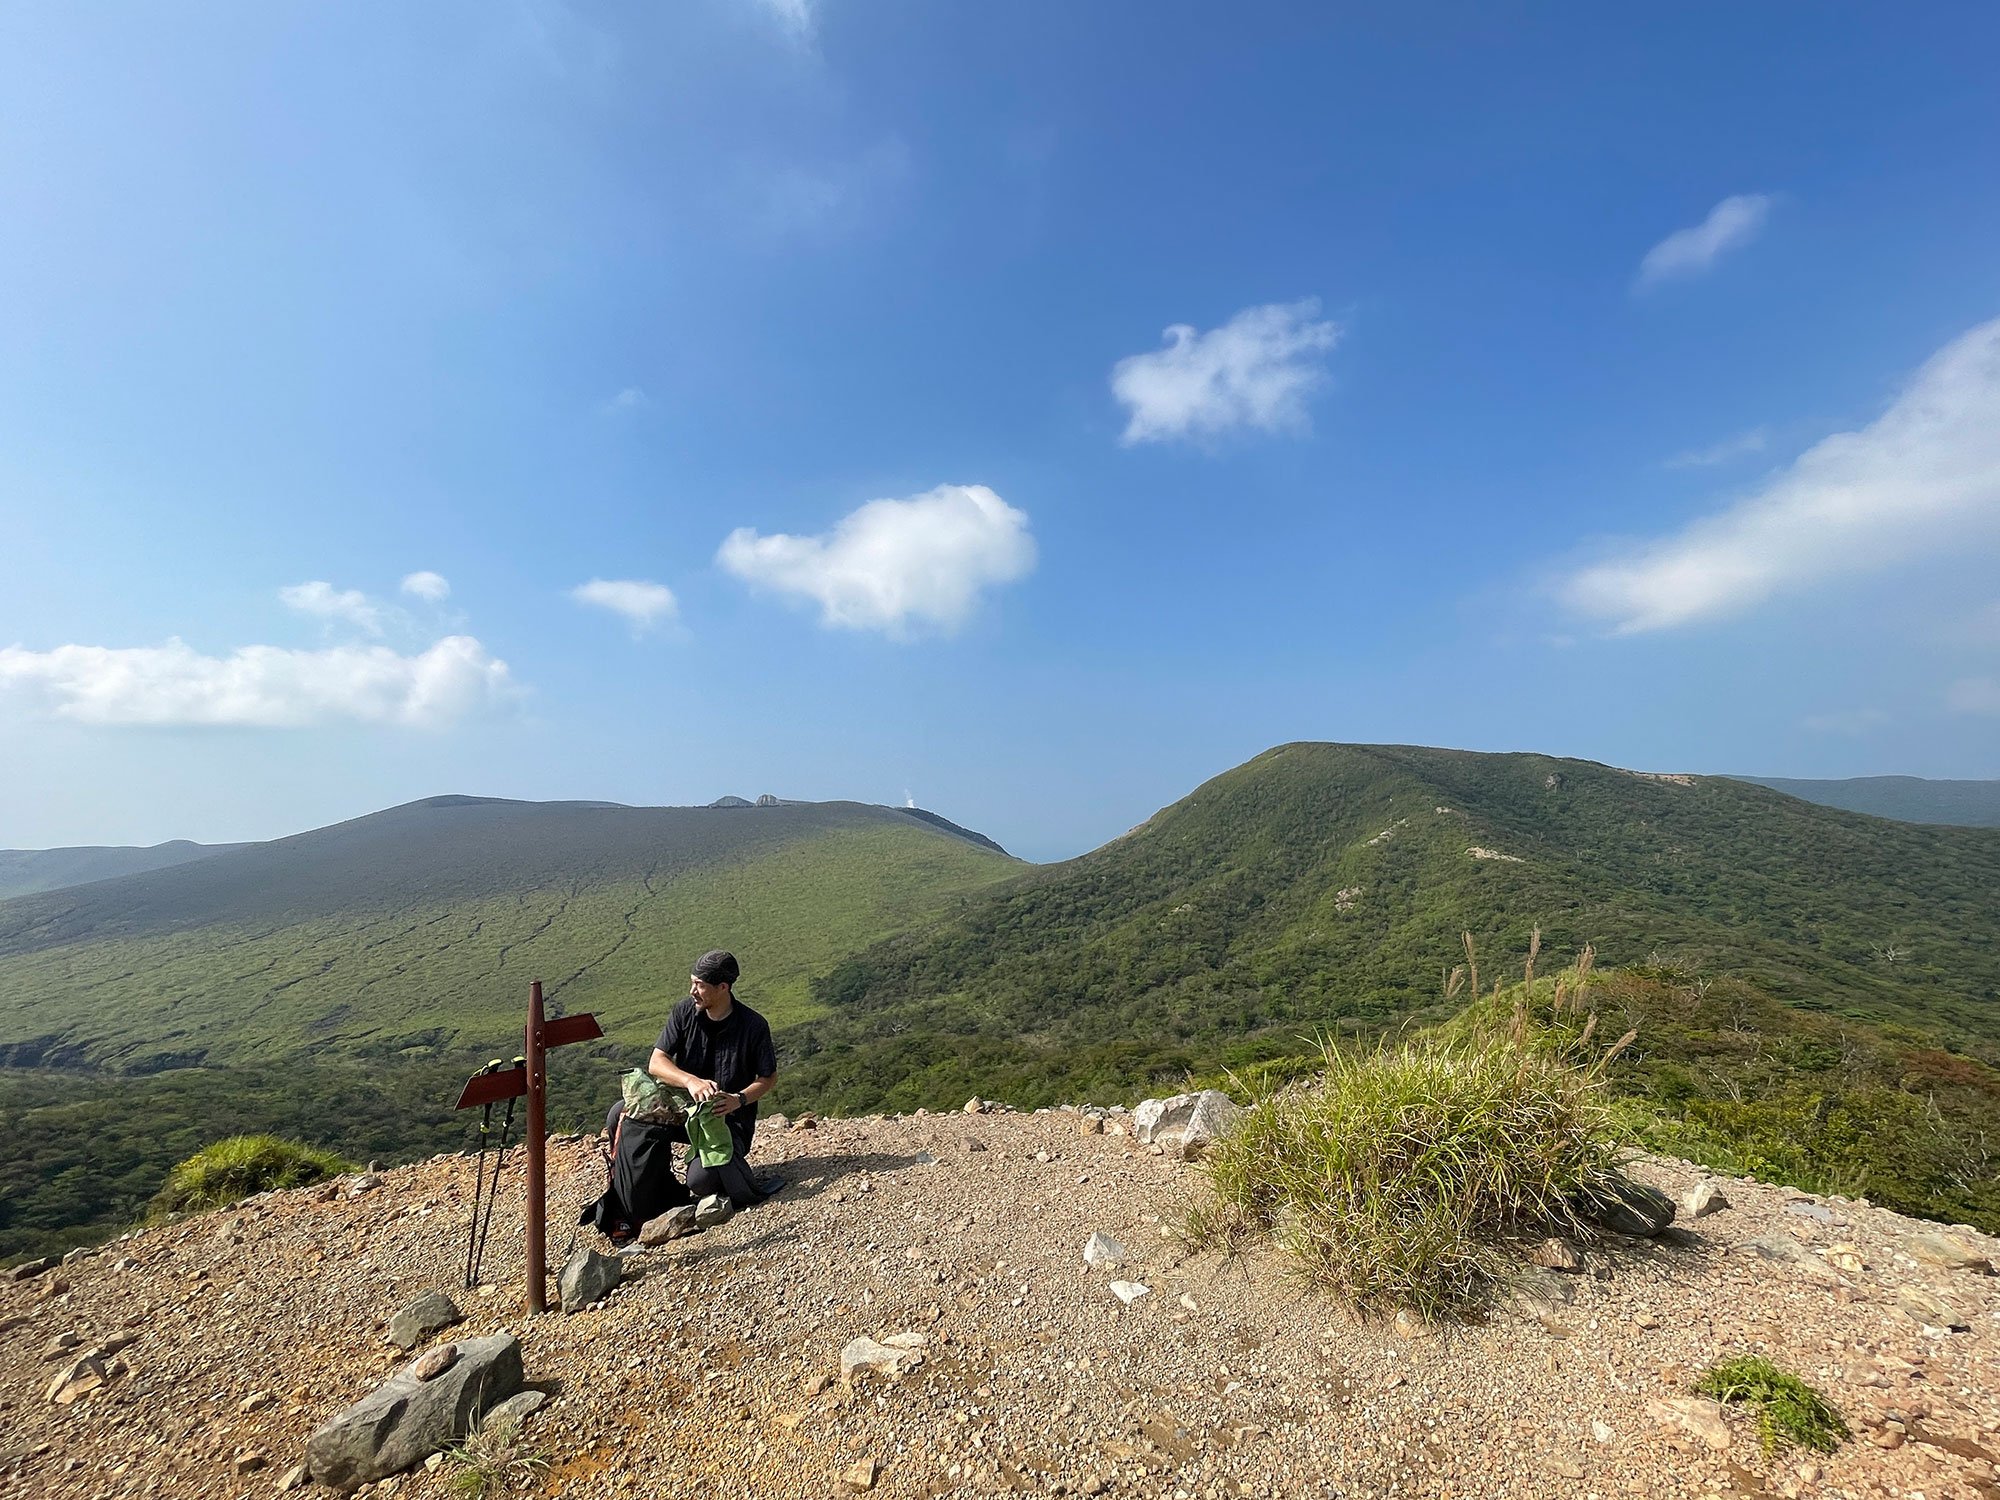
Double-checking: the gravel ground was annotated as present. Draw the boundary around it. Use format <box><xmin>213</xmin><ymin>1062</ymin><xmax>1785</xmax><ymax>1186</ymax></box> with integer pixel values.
<box><xmin>2</xmin><ymin>1104</ymin><xmax>1996</xmax><ymax>1500</ymax></box>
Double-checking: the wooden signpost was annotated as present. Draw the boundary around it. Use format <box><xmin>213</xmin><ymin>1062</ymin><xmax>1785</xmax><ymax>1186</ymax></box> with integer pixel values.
<box><xmin>453</xmin><ymin>980</ymin><xmax>603</xmax><ymax>1313</ymax></box>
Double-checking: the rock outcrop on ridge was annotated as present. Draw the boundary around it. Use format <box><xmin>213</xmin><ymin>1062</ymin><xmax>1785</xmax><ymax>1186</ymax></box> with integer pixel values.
<box><xmin>1</xmin><ymin>1104</ymin><xmax>1996</xmax><ymax>1499</ymax></box>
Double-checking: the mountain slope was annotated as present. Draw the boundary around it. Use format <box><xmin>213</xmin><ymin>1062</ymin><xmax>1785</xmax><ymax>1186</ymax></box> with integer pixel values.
<box><xmin>0</xmin><ymin>796</ymin><xmax>1018</xmax><ymax>1072</ymax></box>
<box><xmin>0</xmin><ymin>840</ymin><xmax>240</xmax><ymax>900</ymax></box>
<box><xmin>786</xmin><ymin>744</ymin><xmax>2000</xmax><ymax>1110</ymax></box>
<box><xmin>1733</xmin><ymin>774</ymin><xmax>2000</xmax><ymax>828</ymax></box>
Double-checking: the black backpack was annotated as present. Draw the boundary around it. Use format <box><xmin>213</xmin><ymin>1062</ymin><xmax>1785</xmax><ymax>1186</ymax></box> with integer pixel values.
<box><xmin>580</xmin><ymin>1109</ymin><xmax>691</xmax><ymax>1244</ymax></box>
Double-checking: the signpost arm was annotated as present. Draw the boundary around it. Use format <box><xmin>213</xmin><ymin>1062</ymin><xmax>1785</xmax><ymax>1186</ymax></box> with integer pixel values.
<box><xmin>524</xmin><ymin>980</ymin><xmax>547</xmax><ymax>1313</ymax></box>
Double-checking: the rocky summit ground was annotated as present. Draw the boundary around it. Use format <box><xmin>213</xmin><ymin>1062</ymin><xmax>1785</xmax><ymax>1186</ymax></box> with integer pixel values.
<box><xmin>3</xmin><ymin>1104</ymin><xmax>1998</xmax><ymax>1500</ymax></box>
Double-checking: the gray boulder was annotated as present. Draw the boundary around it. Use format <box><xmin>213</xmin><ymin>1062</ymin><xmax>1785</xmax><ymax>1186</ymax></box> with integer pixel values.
<box><xmin>1577</xmin><ymin>1177</ymin><xmax>1675</xmax><ymax>1237</ymax></box>
<box><xmin>387</xmin><ymin>1290</ymin><xmax>463</xmax><ymax>1350</ymax></box>
<box><xmin>694</xmin><ymin>1193</ymin><xmax>734</xmax><ymax>1229</ymax></box>
<box><xmin>482</xmin><ymin>1389</ymin><xmax>547</xmax><ymax>1429</ymax></box>
<box><xmin>304</xmin><ymin>1332</ymin><xmax>524</xmax><ymax>1492</ymax></box>
<box><xmin>639</xmin><ymin>1205</ymin><xmax>699</xmax><ymax>1246</ymax></box>
<box><xmin>1131</xmin><ymin>1090</ymin><xmax>1241</xmax><ymax>1149</ymax></box>
<box><xmin>557</xmin><ymin>1248</ymin><xmax>622</xmax><ymax>1312</ymax></box>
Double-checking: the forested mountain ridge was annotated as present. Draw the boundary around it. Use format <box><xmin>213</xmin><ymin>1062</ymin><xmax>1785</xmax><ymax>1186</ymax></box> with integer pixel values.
<box><xmin>1734</xmin><ymin>774</ymin><xmax>2000</xmax><ymax>828</ymax></box>
<box><xmin>785</xmin><ymin>743</ymin><xmax>2000</xmax><ymax>1111</ymax></box>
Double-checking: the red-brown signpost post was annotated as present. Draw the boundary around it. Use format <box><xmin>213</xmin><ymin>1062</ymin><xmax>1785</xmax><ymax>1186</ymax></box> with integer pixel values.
<box><xmin>453</xmin><ymin>980</ymin><xmax>603</xmax><ymax>1313</ymax></box>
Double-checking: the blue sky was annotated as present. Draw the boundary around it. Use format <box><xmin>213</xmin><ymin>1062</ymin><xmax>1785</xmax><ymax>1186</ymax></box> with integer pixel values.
<box><xmin>3</xmin><ymin>3</ymin><xmax>1998</xmax><ymax>861</ymax></box>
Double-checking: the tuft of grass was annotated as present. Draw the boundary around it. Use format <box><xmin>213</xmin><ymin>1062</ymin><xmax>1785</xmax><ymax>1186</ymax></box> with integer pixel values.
<box><xmin>148</xmin><ymin>1134</ymin><xmax>354</xmax><ymax>1217</ymax></box>
<box><xmin>1694</xmin><ymin>1356</ymin><xmax>1849</xmax><ymax>1455</ymax></box>
<box><xmin>1188</xmin><ymin>992</ymin><xmax>1629</xmax><ymax>1319</ymax></box>
<box><xmin>442</xmin><ymin>1418</ymin><xmax>551</xmax><ymax>1498</ymax></box>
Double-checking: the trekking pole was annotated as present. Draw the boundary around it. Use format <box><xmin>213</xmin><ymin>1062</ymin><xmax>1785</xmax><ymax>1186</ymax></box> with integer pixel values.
<box><xmin>463</xmin><ymin>1058</ymin><xmax>508</xmax><ymax>1290</ymax></box>
<box><xmin>470</xmin><ymin>1060</ymin><xmax>524</xmax><ymax>1286</ymax></box>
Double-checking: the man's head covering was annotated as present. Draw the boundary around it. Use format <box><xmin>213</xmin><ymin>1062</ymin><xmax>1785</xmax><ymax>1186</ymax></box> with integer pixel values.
<box><xmin>691</xmin><ymin>949</ymin><xmax>740</xmax><ymax>987</ymax></box>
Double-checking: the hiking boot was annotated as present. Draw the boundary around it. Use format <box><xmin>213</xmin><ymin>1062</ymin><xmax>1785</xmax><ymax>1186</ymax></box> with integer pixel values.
<box><xmin>754</xmin><ymin>1173</ymin><xmax>785</xmax><ymax>1199</ymax></box>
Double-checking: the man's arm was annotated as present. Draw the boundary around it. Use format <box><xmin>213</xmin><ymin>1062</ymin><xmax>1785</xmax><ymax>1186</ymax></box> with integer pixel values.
<box><xmin>711</xmin><ymin>1073</ymin><xmax>775</xmax><ymax>1115</ymax></box>
<box><xmin>648</xmin><ymin>1047</ymin><xmax>718</xmax><ymax>1101</ymax></box>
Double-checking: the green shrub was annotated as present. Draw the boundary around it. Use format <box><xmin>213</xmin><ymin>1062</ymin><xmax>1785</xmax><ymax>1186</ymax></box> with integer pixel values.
<box><xmin>149</xmin><ymin>1134</ymin><xmax>355</xmax><ymax>1217</ymax></box>
<box><xmin>1694</xmin><ymin>1356</ymin><xmax>1848</xmax><ymax>1455</ymax></box>
<box><xmin>1188</xmin><ymin>1014</ymin><xmax>1628</xmax><ymax>1319</ymax></box>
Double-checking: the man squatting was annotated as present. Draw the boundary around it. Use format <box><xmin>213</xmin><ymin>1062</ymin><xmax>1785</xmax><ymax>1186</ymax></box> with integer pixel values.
<box><xmin>649</xmin><ymin>949</ymin><xmax>784</xmax><ymax>1207</ymax></box>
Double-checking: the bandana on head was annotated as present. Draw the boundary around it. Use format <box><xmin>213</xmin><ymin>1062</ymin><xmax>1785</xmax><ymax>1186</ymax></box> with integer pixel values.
<box><xmin>691</xmin><ymin>950</ymin><xmax>740</xmax><ymax>987</ymax></box>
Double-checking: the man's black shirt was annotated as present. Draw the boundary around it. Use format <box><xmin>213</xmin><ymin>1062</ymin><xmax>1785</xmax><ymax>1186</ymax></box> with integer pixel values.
<box><xmin>654</xmin><ymin>996</ymin><xmax>777</xmax><ymax>1144</ymax></box>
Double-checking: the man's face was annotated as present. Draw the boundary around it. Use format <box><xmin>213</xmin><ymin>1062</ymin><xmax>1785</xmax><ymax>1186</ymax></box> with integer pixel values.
<box><xmin>690</xmin><ymin>975</ymin><xmax>729</xmax><ymax>1012</ymax></box>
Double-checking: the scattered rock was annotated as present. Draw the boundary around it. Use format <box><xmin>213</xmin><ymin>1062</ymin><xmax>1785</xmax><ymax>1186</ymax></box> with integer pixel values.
<box><xmin>841</xmin><ymin>1455</ymin><xmax>880</xmax><ymax>1490</ymax></box>
<box><xmin>1784</xmin><ymin>1199</ymin><xmax>1834</xmax><ymax>1224</ymax></box>
<box><xmin>347</xmin><ymin>1174</ymin><xmax>382</xmax><ymax>1198</ymax></box>
<box><xmin>762</xmin><ymin>1112</ymin><xmax>791</xmax><ymax>1133</ymax></box>
<box><xmin>640</xmin><ymin>1205</ymin><xmax>700</xmax><ymax>1245</ymax></box>
<box><xmin>1079</xmin><ymin>1115</ymin><xmax>1104</xmax><ymax>1135</ymax></box>
<box><xmin>482</xmin><ymin>1389</ymin><xmax>547</xmax><ymax>1428</ymax></box>
<box><xmin>1515</xmin><ymin>1267</ymin><xmax>1576</xmax><ymax>1310</ymax></box>
<box><xmin>694</xmin><ymin>1194</ymin><xmax>734</xmax><ymax>1230</ymax></box>
<box><xmin>44</xmin><ymin>1354</ymin><xmax>110</xmax><ymax>1405</ymax></box>
<box><xmin>0</xmin><ymin>1314</ymin><xmax>28</xmax><ymax>1334</ymax></box>
<box><xmin>792</xmin><ymin>1112</ymin><xmax>818</xmax><ymax>1130</ymax></box>
<box><xmin>233</xmin><ymin>1451</ymin><xmax>270</xmax><ymax>1475</ymax></box>
<box><xmin>1082</xmin><ymin>1232</ymin><xmax>1127</xmax><ymax>1267</ymax></box>
<box><xmin>1131</xmin><ymin>1090</ymin><xmax>1241</xmax><ymax>1149</ymax></box>
<box><xmin>8</xmin><ymin>1256</ymin><xmax>54</xmax><ymax>1281</ymax></box>
<box><xmin>41</xmin><ymin>1330</ymin><xmax>83</xmax><ymax>1361</ymax></box>
<box><xmin>1529</xmin><ymin>1237</ymin><xmax>1585</xmax><ymax>1272</ymax></box>
<box><xmin>1542</xmin><ymin>1456</ymin><xmax>1586</xmax><ymax>1478</ymax></box>
<box><xmin>1895</xmin><ymin>1286</ymin><xmax>1970</xmax><ymax>1331</ymax></box>
<box><xmin>387</xmin><ymin>1290</ymin><xmax>463</xmax><ymax>1350</ymax></box>
<box><xmin>963</xmin><ymin>1137</ymin><xmax>987</xmax><ymax>1153</ymax></box>
<box><xmin>963</xmin><ymin>1098</ymin><xmax>985</xmax><ymax>1115</ymax></box>
<box><xmin>239</xmin><ymin>1390</ymin><xmax>275</xmax><ymax>1413</ymax></box>
<box><xmin>840</xmin><ymin>1332</ymin><xmax>926</xmax><ymax>1381</ymax></box>
<box><xmin>1681</xmin><ymin>1180</ymin><xmax>1730</xmax><ymax>1218</ymax></box>
<box><xmin>277</xmin><ymin>1464</ymin><xmax>308</xmax><ymax>1492</ymax></box>
<box><xmin>1647</xmin><ymin>1395</ymin><xmax>1731</xmax><ymax>1450</ymax></box>
<box><xmin>111</xmin><ymin>1256</ymin><xmax>139</xmax><ymax>1272</ymax></box>
<box><xmin>304</xmin><ymin>1332</ymin><xmax>525</xmax><ymax>1491</ymax></box>
<box><xmin>1109</xmin><ymin>1281</ymin><xmax>1149</xmax><ymax>1305</ymax></box>
<box><xmin>1908</xmin><ymin>1229</ymin><xmax>1994</xmax><ymax>1274</ymax></box>
<box><xmin>1577</xmin><ymin>1177</ymin><xmax>1676</xmax><ymax>1237</ymax></box>
<box><xmin>61</xmin><ymin>1246</ymin><xmax>94</xmax><ymax>1265</ymax></box>
<box><xmin>411</xmin><ymin>1342</ymin><xmax>459</xmax><ymax>1381</ymax></box>
<box><xmin>1823</xmin><ymin>1242</ymin><xmax>1868</xmax><ymax>1274</ymax></box>
<box><xmin>558</xmin><ymin>1247</ymin><xmax>624</xmax><ymax>1312</ymax></box>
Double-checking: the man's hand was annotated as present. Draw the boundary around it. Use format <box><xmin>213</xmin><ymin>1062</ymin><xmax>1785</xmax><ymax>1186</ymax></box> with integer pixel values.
<box><xmin>709</xmin><ymin>1090</ymin><xmax>742</xmax><ymax>1116</ymax></box>
<box><xmin>686</xmin><ymin>1077</ymin><xmax>721</xmax><ymax>1104</ymax></box>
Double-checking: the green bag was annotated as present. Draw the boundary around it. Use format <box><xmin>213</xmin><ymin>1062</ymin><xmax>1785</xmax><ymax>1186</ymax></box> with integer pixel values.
<box><xmin>682</xmin><ymin>1098</ymin><xmax>735</xmax><ymax>1169</ymax></box>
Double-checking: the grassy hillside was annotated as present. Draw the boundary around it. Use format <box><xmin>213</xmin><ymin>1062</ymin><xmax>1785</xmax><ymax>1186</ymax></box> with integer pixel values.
<box><xmin>783</xmin><ymin>744</ymin><xmax>2000</xmax><ymax>1113</ymax></box>
<box><xmin>0</xmin><ymin>840</ymin><xmax>239</xmax><ymax>900</ymax></box>
<box><xmin>0</xmin><ymin>796</ymin><xmax>1018</xmax><ymax>1071</ymax></box>
<box><xmin>1735</xmin><ymin>774</ymin><xmax>2000</xmax><ymax>828</ymax></box>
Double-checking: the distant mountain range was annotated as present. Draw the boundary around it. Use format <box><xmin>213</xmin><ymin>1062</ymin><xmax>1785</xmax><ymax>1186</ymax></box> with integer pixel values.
<box><xmin>0</xmin><ymin>840</ymin><xmax>242</xmax><ymax>901</ymax></box>
<box><xmin>1730</xmin><ymin>774</ymin><xmax>2000</xmax><ymax>828</ymax></box>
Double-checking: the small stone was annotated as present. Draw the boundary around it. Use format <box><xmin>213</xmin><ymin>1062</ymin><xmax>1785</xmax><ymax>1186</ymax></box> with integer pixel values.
<box><xmin>1082</xmin><ymin>1232</ymin><xmax>1127</xmax><ymax>1267</ymax></box>
<box><xmin>9</xmin><ymin>1256</ymin><xmax>55</xmax><ymax>1280</ymax></box>
<box><xmin>1529</xmin><ymin>1237</ymin><xmax>1585</xmax><ymax>1272</ymax></box>
<box><xmin>557</xmin><ymin>1247</ymin><xmax>624</xmax><ymax>1312</ymax></box>
<box><xmin>1109</xmin><ymin>1281</ymin><xmax>1149</xmax><ymax>1305</ymax></box>
<box><xmin>1895</xmin><ymin>1286</ymin><xmax>1969</xmax><ymax>1330</ymax></box>
<box><xmin>1592</xmin><ymin>1420</ymin><xmax>1614</xmax><ymax>1443</ymax></box>
<box><xmin>842</xmin><ymin>1456</ymin><xmax>880</xmax><ymax>1490</ymax></box>
<box><xmin>793</xmin><ymin>1112</ymin><xmax>817</xmax><ymax>1130</ymax></box>
<box><xmin>1823</xmin><ymin>1242</ymin><xmax>1867</xmax><ymax>1274</ymax></box>
<box><xmin>386</xmin><ymin>1290</ymin><xmax>463</xmax><ymax>1350</ymax></box>
<box><xmin>804</xmin><ymin>1373</ymin><xmax>833</xmax><ymax>1395</ymax></box>
<box><xmin>347</xmin><ymin>1173</ymin><xmax>382</xmax><ymax>1197</ymax></box>
<box><xmin>278</xmin><ymin>1464</ymin><xmax>308</xmax><ymax>1492</ymax></box>
<box><xmin>1578</xmin><ymin>1177</ymin><xmax>1675</xmax><ymax>1237</ymax></box>
<box><xmin>410</xmin><ymin>1343</ymin><xmax>458</xmax><ymax>1381</ymax></box>
<box><xmin>694</xmin><ymin>1194</ymin><xmax>734</xmax><ymax>1230</ymax></box>
<box><xmin>840</xmin><ymin>1332</ymin><xmax>925</xmax><ymax>1381</ymax></box>
<box><xmin>1542</xmin><ymin>1456</ymin><xmax>1586</xmax><ymax>1479</ymax></box>
<box><xmin>61</xmin><ymin>1246</ymin><xmax>93</xmax><ymax>1265</ymax></box>
<box><xmin>112</xmin><ymin>1257</ymin><xmax>138</xmax><ymax>1272</ymax></box>
<box><xmin>1647</xmin><ymin>1396</ymin><xmax>1731</xmax><ymax>1450</ymax></box>
<box><xmin>1080</xmin><ymin>1116</ymin><xmax>1104</xmax><ymax>1135</ymax></box>
<box><xmin>239</xmin><ymin>1390</ymin><xmax>275</xmax><ymax>1413</ymax></box>
<box><xmin>482</xmin><ymin>1389</ymin><xmax>547</xmax><ymax>1429</ymax></box>
<box><xmin>1908</xmin><ymin>1230</ymin><xmax>1994</xmax><ymax>1274</ymax></box>
<box><xmin>1865</xmin><ymin>1426</ymin><xmax>1906</xmax><ymax>1449</ymax></box>
<box><xmin>1131</xmin><ymin>1090</ymin><xmax>1241</xmax><ymax>1148</ymax></box>
<box><xmin>1179</xmin><ymin>1293</ymin><xmax>1199</xmax><ymax>1312</ymax></box>
<box><xmin>1784</xmin><ymin>1199</ymin><xmax>1834</xmax><ymax>1224</ymax></box>
<box><xmin>233</xmin><ymin>1451</ymin><xmax>270</xmax><ymax>1475</ymax></box>
<box><xmin>964</xmin><ymin>1137</ymin><xmax>987</xmax><ymax>1152</ymax></box>
<box><xmin>41</xmin><ymin>1331</ymin><xmax>83</xmax><ymax>1361</ymax></box>
<box><xmin>44</xmin><ymin>1355</ymin><xmax>109</xmax><ymax>1405</ymax></box>
<box><xmin>640</xmin><ymin>1205</ymin><xmax>700</xmax><ymax>1245</ymax></box>
<box><xmin>964</xmin><ymin>1098</ymin><xmax>984</xmax><ymax>1114</ymax></box>
<box><xmin>762</xmin><ymin>1112</ymin><xmax>791</xmax><ymax>1133</ymax></box>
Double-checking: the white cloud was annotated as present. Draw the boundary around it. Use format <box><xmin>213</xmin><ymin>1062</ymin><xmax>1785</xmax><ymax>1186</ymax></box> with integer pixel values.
<box><xmin>279</xmin><ymin>580</ymin><xmax>385</xmax><ymax>634</ymax></box>
<box><xmin>1946</xmin><ymin>678</ymin><xmax>2000</xmax><ymax>716</ymax></box>
<box><xmin>1564</xmin><ymin>314</ymin><xmax>2000</xmax><ymax>633</ymax></box>
<box><xmin>1636</xmin><ymin>194</ymin><xmax>1772</xmax><ymax>290</ymax></box>
<box><xmin>751</xmin><ymin>0</ymin><xmax>814</xmax><ymax>37</ymax></box>
<box><xmin>603</xmin><ymin>388</ymin><xmax>648</xmax><ymax>414</ymax></box>
<box><xmin>1110</xmin><ymin>300</ymin><xmax>1341</xmax><ymax>445</ymax></box>
<box><xmin>0</xmin><ymin>637</ymin><xmax>515</xmax><ymax>729</ymax></box>
<box><xmin>400</xmin><ymin>570</ymin><xmax>451</xmax><ymax>603</ymax></box>
<box><xmin>1666</xmin><ymin>426</ymin><xmax>1769</xmax><ymax>469</ymax></box>
<box><xmin>571</xmin><ymin>578</ymin><xmax>679</xmax><ymax>632</ymax></box>
<box><xmin>718</xmin><ymin>483</ymin><xmax>1036</xmax><ymax>636</ymax></box>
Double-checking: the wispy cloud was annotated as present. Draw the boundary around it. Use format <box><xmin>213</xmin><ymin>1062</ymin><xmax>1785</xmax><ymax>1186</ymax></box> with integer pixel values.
<box><xmin>602</xmin><ymin>388</ymin><xmax>649</xmax><ymax>414</ymax></box>
<box><xmin>1563</xmin><ymin>314</ymin><xmax>2000</xmax><ymax>633</ymax></box>
<box><xmin>718</xmin><ymin>483</ymin><xmax>1036</xmax><ymax>637</ymax></box>
<box><xmin>571</xmin><ymin>578</ymin><xmax>679</xmax><ymax>633</ymax></box>
<box><xmin>1666</xmin><ymin>427</ymin><xmax>1770</xmax><ymax>469</ymax></box>
<box><xmin>1946</xmin><ymin>678</ymin><xmax>2000</xmax><ymax>716</ymax></box>
<box><xmin>0</xmin><ymin>637</ymin><xmax>515</xmax><ymax>728</ymax></box>
<box><xmin>279</xmin><ymin>580</ymin><xmax>385</xmax><ymax>635</ymax></box>
<box><xmin>1636</xmin><ymin>194</ymin><xmax>1772</xmax><ymax>291</ymax></box>
<box><xmin>1110</xmin><ymin>300</ymin><xmax>1341</xmax><ymax>446</ymax></box>
<box><xmin>400</xmin><ymin>570</ymin><xmax>451</xmax><ymax>603</ymax></box>
<box><xmin>749</xmin><ymin>0</ymin><xmax>815</xmax><ymax>40</ymax></box>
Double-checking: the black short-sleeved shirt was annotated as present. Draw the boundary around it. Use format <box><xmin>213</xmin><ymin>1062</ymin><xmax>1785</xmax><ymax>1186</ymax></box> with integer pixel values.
<box><xmin>654</xmin><ymin>997</ymin><xmax>777</xmax><ymax>1136</ymax></box>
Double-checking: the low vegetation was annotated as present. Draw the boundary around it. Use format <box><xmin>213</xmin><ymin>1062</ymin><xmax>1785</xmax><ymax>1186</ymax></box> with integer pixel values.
<box><xmin>148</xmin><ymin>1134</ymin><xmax>355</xmax><ymax>1218</ymax></box>
<box><xmin>1189</xmin><ymin>954</ymin><xmax>1630</xmax><ymax>1317</ymax></box>
<box><xmin>442</xmin><ymin>1418</ymin><xmax>550</xmax><ymax>1498</ymax></box>
<box><xmin>1694</xmin><ymin>1356</ymin><xmax>1849</xmax><ymax>1455</ymax></box>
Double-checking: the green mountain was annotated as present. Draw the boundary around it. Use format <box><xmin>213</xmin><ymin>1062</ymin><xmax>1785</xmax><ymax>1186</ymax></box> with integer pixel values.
<box><xmin>1733</xmin><ymin>774</ymin><xmax>2000</xmax><ymax>828</ymax></box>
<box><xmin>0</xmin><ymin>839</ymin><xmax>240</xmax><ymax>900</ymax></box>
<box><xmin>786</xmin><ymin>743</ymin><xmax>2000</xmax><ymax>1111</ymax></box>
<box><xmin>0</xmin><ymin>795</ymin><xmax>1018</xmax><ymax>1072</ymax></box>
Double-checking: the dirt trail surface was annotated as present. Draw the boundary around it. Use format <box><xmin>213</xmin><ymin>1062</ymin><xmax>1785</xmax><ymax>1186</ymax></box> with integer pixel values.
<box><xmin>3</xmin><ymin>1106</ymin><xmax>1997</xmax><ymax>1500</ymax></box>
